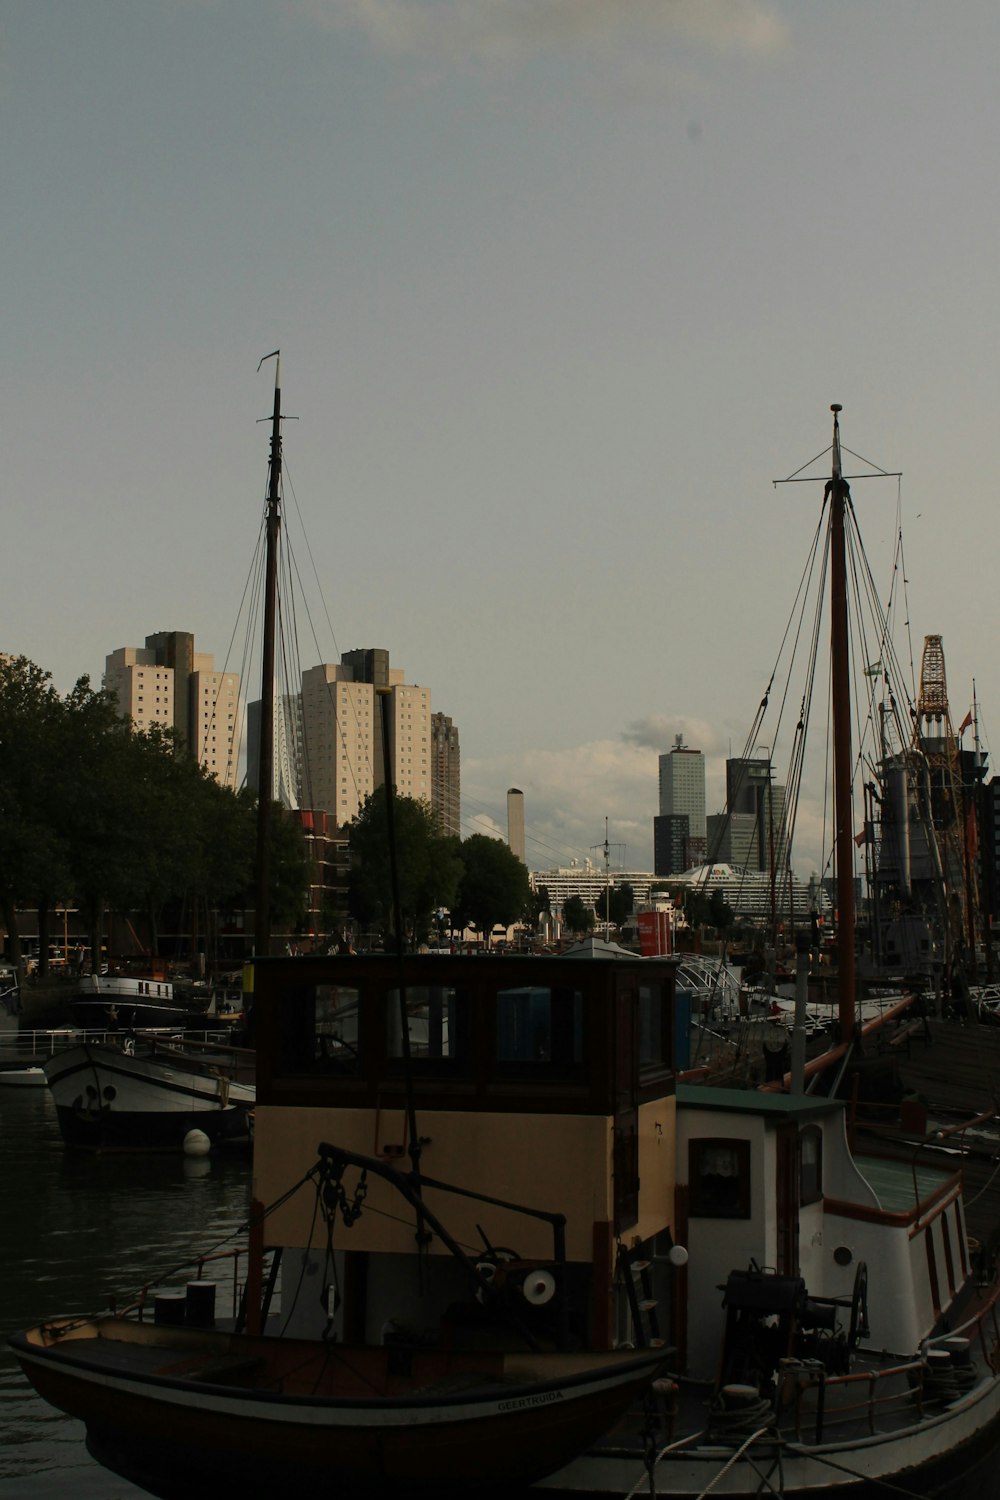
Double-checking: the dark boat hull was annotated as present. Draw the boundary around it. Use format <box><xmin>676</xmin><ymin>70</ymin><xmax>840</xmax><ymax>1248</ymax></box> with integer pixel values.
<box><xmin>11</xmin><ymin>1321</ymin><xmax>665</xmax><ymax>1497</ymax></box>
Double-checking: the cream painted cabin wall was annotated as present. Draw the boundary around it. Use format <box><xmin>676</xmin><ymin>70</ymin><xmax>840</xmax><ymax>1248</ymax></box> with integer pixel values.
<box><xmin>254</xmin><ymin>1097</ymin><xmax>677</xmax><ymax>1266</ymax></box>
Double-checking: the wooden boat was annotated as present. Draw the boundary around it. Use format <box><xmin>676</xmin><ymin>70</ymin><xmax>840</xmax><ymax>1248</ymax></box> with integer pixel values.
<box><xmin>9</xmin><ymin>1316</ymin><xmax>663</xmax><ymax>1497</ymax></box>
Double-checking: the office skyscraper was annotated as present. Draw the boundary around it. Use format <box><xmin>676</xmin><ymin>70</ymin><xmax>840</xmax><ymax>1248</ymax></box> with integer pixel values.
<box><xmin>655</xmin><ymin>735</ymin><xmax>706</xmax><ymax>874</ymax></box>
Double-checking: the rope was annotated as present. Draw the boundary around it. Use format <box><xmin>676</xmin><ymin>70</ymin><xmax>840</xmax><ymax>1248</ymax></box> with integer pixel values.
<box><xmin>694</xmin><ymin>1425</ymin><xmax>773</xmax><ymax>1498</ymax></box>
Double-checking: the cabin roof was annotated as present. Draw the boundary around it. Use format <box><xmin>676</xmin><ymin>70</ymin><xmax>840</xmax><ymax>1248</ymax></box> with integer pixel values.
<box><xmin>677</xmin><ymin>1083</ymin><xmax>843</xmax><ymax>1124</ymax></box>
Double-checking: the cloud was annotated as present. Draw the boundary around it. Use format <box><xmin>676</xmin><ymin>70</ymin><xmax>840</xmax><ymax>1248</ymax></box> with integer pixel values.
<box><xmin>464</xmin><ymin>735</ymin><xmax>660</xmax><ymax>872</ymax></box>
<box><xmin>622</xmin><ymin>714</ymin><xmax>726</xmax><ymax>754</ymax></box>
<box><xmin>465</xmin><ymin>725</ymin><xmax>833</xmax><ymax>880</ymax></box>
<box><xmin>300</xmin><ymin>0</ymin><xmax>789</xmax><ymax>69</ymax></box>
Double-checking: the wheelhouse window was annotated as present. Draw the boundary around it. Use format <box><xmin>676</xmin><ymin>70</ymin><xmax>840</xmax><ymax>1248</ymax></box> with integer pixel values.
<box><xmin>638</xmin><ymin>982</ymin><xmax>671</xmax><ymax>1074</ymax></box>
<box><xmin>387</xmin><ymin>987</ymin><xmax>467</xmax><ymax>1066</ymax></box>
<box><xmin>277</xmin><ymin>984</ymin><xmax>361</xmax><ymax>1075</ymax></box>
<box><xmin>495</xmin><ymin>986</ymin><xmax>583</xmax><ymax>1076</ymax></box>
<box><xmin>688</xmin><ymin>1138</ymin><xmax>751</xmax><ymax>1219</ymax></box>
<box><xmin>799</xmin><ymin>1125</ymin><xmax>823</xmax><ymax>1206</ymax></box>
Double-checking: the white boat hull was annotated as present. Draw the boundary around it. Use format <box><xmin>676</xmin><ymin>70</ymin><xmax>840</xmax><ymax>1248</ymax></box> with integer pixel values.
<box><xmin>44</xmin><ymin>1043</ymin><xmax>253</xmax><ymax>1151</ymax></box>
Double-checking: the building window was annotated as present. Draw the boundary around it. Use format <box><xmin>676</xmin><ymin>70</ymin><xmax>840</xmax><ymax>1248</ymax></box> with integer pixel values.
<box><xmin>688</xmin><ymin>1137</ymin><xmax>751</xmax><ymax>1218</ymax></box>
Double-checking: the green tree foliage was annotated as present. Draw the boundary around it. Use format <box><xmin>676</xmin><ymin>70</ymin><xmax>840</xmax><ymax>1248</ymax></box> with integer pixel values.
<box><xmin>0</xmin><ymin>656</ymin><xmax>305</xmax><ymax>967</ymax></box>
<box><xmin>0</xmin><ymin>658</ymin><xmax>70</xmax><ymax>968</ymax></box>
<box><xmin>347</xmin><ymin>786</ymin><xmax>462</xmax><ymax>943</ymax></box>
<box><xmin>562</xmin><ymin>894</ymin><xmax>596</xmax><ymax>936</ymax></box>
<box><xmin>523</xmin><ymin>883</ymin><xmax>551</xmax><ymax>935</ymax></box>
<box><xmin>684</xmin><ymin>886</ymin><xmax>735</xmax><ymax>934</ymax></box>
<box><xmin>594</xmin><ymin>882</ymin><xmax>634</xmax><ymax>929</ymax></box>
<box><xmin>453</xmin><ymin>835</ymin><xmax>531</xmax><ymax>944</ymax></box>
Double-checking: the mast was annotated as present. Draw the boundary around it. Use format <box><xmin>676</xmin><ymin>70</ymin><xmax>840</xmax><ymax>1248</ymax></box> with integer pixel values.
<box><xmin>254</xmin><ymin>352</ymin><xmax>282</xmax><ymax>959</ymax></box>
<box><xmin>828</xmin><ymin>405</ymin><xmax>856</xmax><ymax>1042</ymax></box>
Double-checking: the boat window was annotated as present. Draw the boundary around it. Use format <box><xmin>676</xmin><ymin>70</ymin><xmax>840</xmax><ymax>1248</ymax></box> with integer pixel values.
<box><xmin>495</xmin><ymin>986</ymin><xmax>583</xmax><ymax>1075</ymax></box>
<box><xmin>387</xmin><ymin>987</ymin><xmax>467</xmax><ymax>1064</ymax></box>
<box><xmin>799</xmin><ymin>1126</ymin><xmax>823</xmax><ymax>1206</ymax></box>
<box><xmin>688</xmin><ymin>1138</ymin><xmax>751</xmax><ymax>1219</ymax></box>
<box><xmin>638</xmin><ymin>982</ymin><xmax>671</xmax><ymax>1073</ymax></box>
<box><xmin>277</xmin><ymin>984</ymin><xmax>361</xmax><ymax>1074</ymax></box>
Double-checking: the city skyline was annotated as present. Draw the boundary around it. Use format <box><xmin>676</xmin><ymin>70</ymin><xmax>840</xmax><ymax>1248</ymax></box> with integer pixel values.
<box><xmin>7</xmin><ymin>4</ymin><xmax>998</xmax><ymax>879</ymax></box>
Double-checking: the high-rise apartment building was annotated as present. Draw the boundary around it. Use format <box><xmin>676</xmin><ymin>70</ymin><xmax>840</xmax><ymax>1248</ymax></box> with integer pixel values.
<box><xmin>300</xmin><ymin>650</ymin><xmax>432</xmax><ymax>827</ymax></box>
<box><xmin>103</xmin><ymin>632</ymin><xmax>239</xmax><ymax>788</ymax></box>
<box><xmin>655</xmin><ymin>735</ymin><xmax>706</xmax><ymax>874</ymax></box>
<box><xmin>431</xmin><ymin>714</ymin><xmax>461</xmax><ymax>837</ymax></box>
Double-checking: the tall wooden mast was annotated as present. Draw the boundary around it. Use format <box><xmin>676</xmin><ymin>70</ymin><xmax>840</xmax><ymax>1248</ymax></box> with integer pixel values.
<box><xmin>254</xmin><ymin>352</ymin><xmax>282</xmax><ymax>959</ymax></box>
<box><xmin>828</xmin><ymin>404</ymin><xmax>856</xmax><ymax>1043</ymax></box>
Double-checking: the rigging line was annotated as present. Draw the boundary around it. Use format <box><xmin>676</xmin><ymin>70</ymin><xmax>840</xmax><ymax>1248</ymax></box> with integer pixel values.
<box><xmin>698</xmin><ymin>512</ymin><xmax>822</xmax><ymax>895</ymax></box>
<box><xmin>784</xmin><ymin>522</ymin><xmax>831</xmax><ymax>908</ymax></box>
<box><xmin>778</xmin><ymin>443</ymin><xmax>834</xmax><ymax>483</ymax></box>
<box><xmin>234</xmin><ymin>534</ymin><xmax>269</xmax><ymax>790</ymax></box>
<box><xmin>220</xmin><ymin>514</ymin><xmax>269</xmax><ymax>783</ymax></box>
<box><xmin>282</xmin><ymin>457</ymin><xmax>344</xmax><ymax>667</ymax></box>
<box><xmin>458</xmin><ymin>793</ymin><xmax>608</xmax><ymax>868</ymax></box>
<box><xmin>281</xmin><ymin>457</ymin><xmax>377</xmax><ymax>795</ymax></box>
<box><xmin>279</xmin><ymin>1167</ymin><xmax>324</xmax><ymax>1338</ymax></box>
<box><xmin>284</xmin><ymin>534</ymin><xmax>373</xmax><ymax>803</ymax></box>
<box><xmin>894</xmin><ymin>480</ymin><xmax>919</xmax><ymax>705</ymax></box>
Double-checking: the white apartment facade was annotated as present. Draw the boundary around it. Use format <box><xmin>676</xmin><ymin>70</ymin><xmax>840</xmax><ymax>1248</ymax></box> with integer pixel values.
<box><xmin>103</xmin><ymin>636</ymin><xmax>239</xmax><ymax>790</ymax></box>
<box><xmin>300</xmin><ymin>656</ymin><xmax>432</xmax><ymax>827</ymax></box>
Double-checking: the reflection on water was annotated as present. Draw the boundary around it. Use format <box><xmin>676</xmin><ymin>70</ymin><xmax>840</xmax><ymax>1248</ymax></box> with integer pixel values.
<box><xmin>0</xmin><ymin>1084</ymin><xmax>251</xmax><ymax>1498</ymax></box>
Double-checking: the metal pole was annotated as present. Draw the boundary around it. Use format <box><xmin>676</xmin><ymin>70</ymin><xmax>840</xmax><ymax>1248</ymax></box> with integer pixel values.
<box><xmin>828</xmin><ymin>405</ymin><xmax>856</xmax><ymax>1043</ymax></box>
<box><xmin>254</xmin><ymin>354</ymin><xmax>281</xmax><ymax>960</ymax></box>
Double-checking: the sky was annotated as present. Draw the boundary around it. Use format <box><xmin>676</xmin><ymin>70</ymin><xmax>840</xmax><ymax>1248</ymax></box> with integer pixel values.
<box><xmin>6</xmin><ymin>2</ymin><xmax>1000</xmax><ymax>879</ymax></box>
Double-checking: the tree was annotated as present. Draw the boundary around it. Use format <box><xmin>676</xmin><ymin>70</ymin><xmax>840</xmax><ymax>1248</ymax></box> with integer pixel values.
<box><xmin>523</xmin><ymin>883</ymin><xmax>551</xmax><ymax>936</ymax></box>
<box><xmin>562</xmin><ymin>895</ymin><xmax>596</xmax><ymax>936</ymax></box>
<box><xmin>0</xmin><ymin>657</ymin><xmax>71</xmax><ymax>971</ymax></box>
<box><xmin>347</xmin><ymin>787</ymin><xmax>462</xmax><ymax>943</ymax></box>
<box><xmin>594</xmin><ymin>882</ymin><xmax>634</xmax><ymax>929</ymax></box>
<box><xmin>453</xmin><ymin>835</ymin><xmax>531</xmax><ymax>945</ymax></box>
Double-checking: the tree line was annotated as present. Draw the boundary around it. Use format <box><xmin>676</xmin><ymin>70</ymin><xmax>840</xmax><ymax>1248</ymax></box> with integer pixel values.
<box><xmin>0</xmin><ymin>656</ymin><xmax>542</xmax><ymax>972</ymax></box>
<box><xmin>346</xmin><ymin>786</ymin><xmax>535</xmax><ymax>947</ymax></box>
<box><xmin>0</xmin><ymin>656</ymin><xmax>307</xmax><ymax>974</ymax></box>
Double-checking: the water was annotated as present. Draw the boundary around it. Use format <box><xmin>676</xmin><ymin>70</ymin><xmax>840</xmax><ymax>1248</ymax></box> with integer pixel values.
<box><xmin>0</xmin><ymin>1084</ymin><xmax>251</xmax><ymax>1499</ymax></box>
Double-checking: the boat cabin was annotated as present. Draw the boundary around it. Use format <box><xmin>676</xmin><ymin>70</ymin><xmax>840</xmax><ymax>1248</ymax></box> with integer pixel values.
<box><xmin>677</xmin><ymin>1083</ymin><xmax>971</xmax><ymax>1380</ymax></box>
<box><xmin>250</xmin><ymin>951</ymin><xmax>680</xmax><ymax>1353</ymax></box>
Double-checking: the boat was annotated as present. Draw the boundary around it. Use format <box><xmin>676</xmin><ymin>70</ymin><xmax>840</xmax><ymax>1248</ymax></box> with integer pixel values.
<box><xmin>43</xmin><ymin>1031</ymin><xmax>255</xmax><ymax>1151</ymax></box>
<box><xmin>70</xmin><ymin>966</ymin><xmax>209</xmax><ymax>1030</ymax></box>
<box><xmin>0</xmin><ymin>1064</ymin><xmax>46</xmax><ymax>1088</ymax></box>
<box><xmin>0</xmin><ymin>959</ymin><xmax>22</xmax><ymax>1035</ymax></box>
<box><xmin>14</xmin><ymin>401</ymin><xmax>1000</xmax><ymax>1495</ymax></box>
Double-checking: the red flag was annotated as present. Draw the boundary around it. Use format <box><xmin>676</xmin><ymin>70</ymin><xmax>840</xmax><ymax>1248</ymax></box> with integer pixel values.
<box><xmin>959</xmin><ymin>710</ymin><xmax>973</xmax><ymax>735</ymax></box>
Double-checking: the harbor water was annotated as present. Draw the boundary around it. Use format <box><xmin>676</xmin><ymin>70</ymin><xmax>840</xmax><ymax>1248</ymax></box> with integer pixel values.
<box><xmin>0</xmin><ymin>1082</ymin><xmax>251</xmax><ymax>1499</ymax></box>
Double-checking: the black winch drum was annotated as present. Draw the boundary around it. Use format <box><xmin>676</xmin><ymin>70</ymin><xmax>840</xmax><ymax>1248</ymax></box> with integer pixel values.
<box><xmin>153</xmin><ymin>1290</ymin><xmax>187</xmax><ymax>1326</ymax></box>
<box><xmin>185</xmin><ymin>1280</ymin><xmax>217</xmax><ymax>1327</ymax></box>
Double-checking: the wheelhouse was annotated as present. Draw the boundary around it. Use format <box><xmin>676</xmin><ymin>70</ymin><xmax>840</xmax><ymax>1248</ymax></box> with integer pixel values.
<box><xmin>250</xmin><ymin>952</ymin><xmax>679</xmax><ymax>1352</ymax></box>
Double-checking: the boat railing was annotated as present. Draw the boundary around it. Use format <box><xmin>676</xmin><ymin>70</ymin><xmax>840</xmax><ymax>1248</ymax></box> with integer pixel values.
<box><xmin>125</xmin><ymin>1244</ymin><xmax>264</xmax><ymax>1326</ymax></box>
<box><xmin>780</xmin><ymin>1281</ymin><xmax>1000</xmax><ymax>1444</ymax></box>
<box><xmin>779</xmin><ymin>1356</ymin><xmax>927</xmax><ymax>1444</ymax></box>
<box><xmin>1</xmin><ymin>1026</ymin><xmax>241</xmax><ymax>1061</ymax></box>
